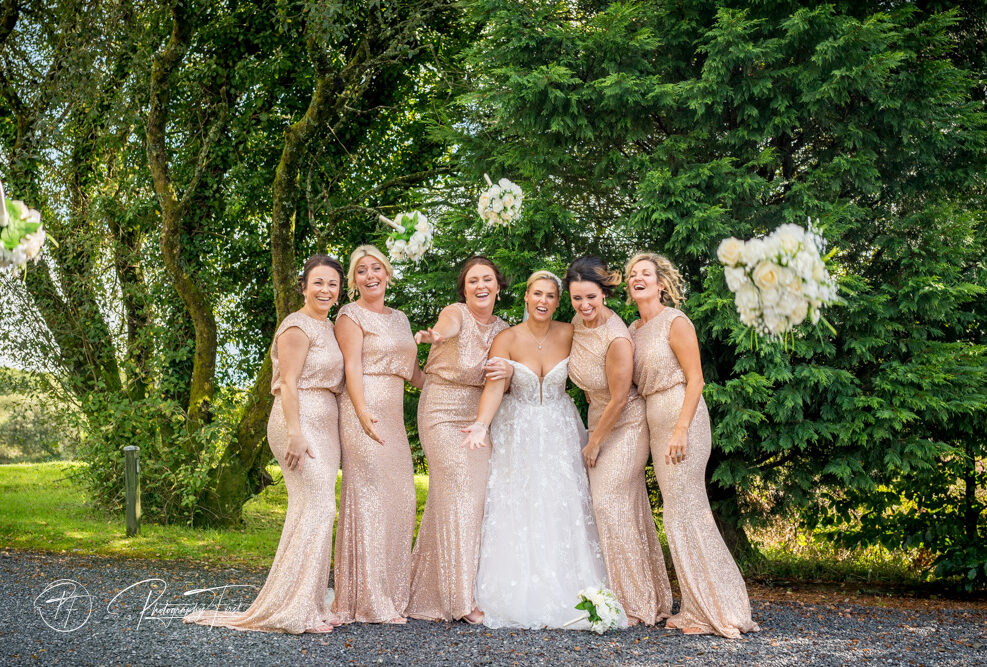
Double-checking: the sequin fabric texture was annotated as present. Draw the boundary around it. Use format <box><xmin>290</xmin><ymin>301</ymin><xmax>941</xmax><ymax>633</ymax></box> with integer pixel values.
<box><xmin>475</xmin><ymin>357</ymin><xmax>616</xmax><ymax>630</ymax></box>
<box><xmin>407</xmin><ymin>303</ymin><xmax>508</xmax><ymax>621</ymax></box>
<box><xmin>569</xmin><ymin>312</ymin><xmax>673</xmax><ymax>625</ymax></box>
<box><xmin>332</xmin><ymin>302</ymin><xmax>418</xmax><ymax>623</ymax></box>
<box><xmin>185</xmin><ymin>311</ymin><xmax>343</xmax><ymax>633</ymax></box>
<box><xmin>630</xmin><ymin>307</ymin><xmax>760</xmax><ymax>638</ymax></box>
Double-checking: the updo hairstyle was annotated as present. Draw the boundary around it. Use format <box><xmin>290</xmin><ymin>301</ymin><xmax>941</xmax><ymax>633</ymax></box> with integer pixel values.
<box><xmin>297</xmin><ymin>254</ymin><xmax>344</xmax><ymax>293</ymax></box>
<box><xmin>562</xmin><ymin>256</ymin><xmax>622</xmax><ymax>297</ymax></box>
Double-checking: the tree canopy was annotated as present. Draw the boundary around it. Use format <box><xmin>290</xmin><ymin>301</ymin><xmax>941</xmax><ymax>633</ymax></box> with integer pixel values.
<box><xmin>1</xmin><ymin>0</ymin><xmax>984</xmax><ymax>588</ymax></box>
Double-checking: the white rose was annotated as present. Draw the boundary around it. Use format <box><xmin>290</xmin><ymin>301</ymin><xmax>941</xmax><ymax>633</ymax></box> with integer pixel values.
<box><xmin>724</xmin><ymin>266</ymin><xmax>749</xmax><ymax>292</ymax></box>
<box><xmin>762</xmin><ymin>236</ymin><xmax>783</xmax><ymax>261</ymax></box>
<box><xmin>739</xmin><ymin>305</ymin><xmax>759</xmax><ymax>326</ymax></box>
<box><xmin>9</xmin><ymin>199</ymin><xmax>41</xmax><ymax>225</ymax></box>
<box><xmin>760</xmin><ymin>285</ymin><xmax>781</xmax><ymax>307</ymax></box>
<box><xmin>792</xmin><ymin>250</ymin><xmax>815</xmax><ymax>280</ymax></box>
<box><xmin>717</xmin><ymin>237</ymin><xmax>745</xmax><ymax>267</ymax></box>
<box><xmin>501</xmin><ymin>194</ymin><xmax>515</xmax><ymax>209</ymax></box>
<box><xmin>498</xmin><ymin>177</ymin><xmax>512</xmax><ymax>189</ymax></box>
<box><xmin>491</xmin><ymin>197</ymin><xmax>504</xmax><ymax>213</ymax></box>
<box><xmin>774</xmin><ymin>224</ymin><xmax>804</xmax><ymax>254</ymax></box>
<box><xmin>414</xmin><ymin>217</ymin><xmax>431</xmax><ymax>234</ymax></box>
<box><xmin>478</xmin><ymin>194</ymin><xmax>491</xmax><ymax>211</ymax></box>
<box><xmin>488</xmin><ymin>184</ymin><xmax>502</xmax><ymax>197</ymax></box>
<box><xmin>392</xmin><ymin>238</ymin><xmax>407</xmax><ymax>255</ymax></box>
<box><xmin>742</xmin><ymin>238</ymin><xmax>767</xmax><ymax>265</ymax></box>
<box><xmin>487</xmin><ymin>211</ymin><xmax>500</xmax><ymax>225</ymax></box>
<box><xmin>763</xmin><ymin>307</ymin><xmax>788</xmax><ymax>335</ymax></box>
<box><xmin>810</xmin><ymin>307</ymin><xmax>821</xmax><ymax>324</ymax></box>
<box><xmin>776</xmin><ymin>266</ymin><xmax>797</xmax><ymax>288</ymax></box>
<box><xmin>736</xmin><ymin>283</ymin><xmax>759</xmax><ymax>312</ymax></box>
<box><xmin>811</xmin><ymin>258</ymin><xmax>828</xmax><ymax>282</ymax></box>
<box><xmin>752</xmin><ymin>260</ymin><xmax>781</xmax><ymax>291</ymax></box>
<box><xmin>788</xmin><ymin>297</ymin><xmax>808</xmax><ymax>325</ymax></box>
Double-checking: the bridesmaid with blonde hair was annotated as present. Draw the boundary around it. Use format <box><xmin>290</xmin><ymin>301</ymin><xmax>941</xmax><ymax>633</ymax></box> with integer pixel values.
<box><xmin>625</xmin><ymin>251</ymin><xmax>759</xmax><ymax>638</ymax></box>
<box><xmin>332</xmin><ymin>244</ymin><xmax>424</xmax><ymax>624</ymax></box>
<box><xmin>185</xmin><ymin>255</ymin><xmax>345</xmax><ymax>634</ymax></box>
<box><xmin>406</xmin><ymin>256</ymin><xmax>512</xmax><ymax>624</ymax></box>
<box><xmin>564</xmin><ymin>256</ymin><xmax>673</xmax><ymax>626</ymax></box>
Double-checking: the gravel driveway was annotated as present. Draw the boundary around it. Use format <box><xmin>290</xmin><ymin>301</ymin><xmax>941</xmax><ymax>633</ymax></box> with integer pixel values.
<box><xmin>3</xmin><ymin>551</ymin><xmax>984</xmax><ymax>666</ymax></box>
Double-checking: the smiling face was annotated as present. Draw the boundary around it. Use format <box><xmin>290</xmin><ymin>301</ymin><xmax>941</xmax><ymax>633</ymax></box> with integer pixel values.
<box><xmin>464</xmin><ymin>263</ymin><xmax>499</xmax><ymax>312</ymax></box>
<box><xmin>354</xmin><ymin>255</ymin><xmax>388</xmax><ymax>300</ymax></box>
<box><xmin>525</xmin><ymin>278</ymin><xmax>560</xmax><ymax>322</ymax></box>
<box><xmin>568</xmin><ymin>280</ymin><xmax>607</xmax><ymax>323</ymax></box>
<box><xmin>627</xmin><ymin>259</ymin><xmax>664</xmax><ymax>305</ymax></box>
<box><xmin>303</xmin><ymin>264</ymin><xmax>342</xmax><ymax>315</ymax></box>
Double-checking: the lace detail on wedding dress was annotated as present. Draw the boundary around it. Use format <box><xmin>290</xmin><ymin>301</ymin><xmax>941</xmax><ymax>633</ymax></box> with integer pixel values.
<box><xmin>475</xmin><ymin>357</ymin><xmax>616</xmax><ymax>629</ymax></box>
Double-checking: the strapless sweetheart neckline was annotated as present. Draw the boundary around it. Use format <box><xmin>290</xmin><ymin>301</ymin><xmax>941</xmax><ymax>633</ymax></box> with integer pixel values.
<box><xmin>505</xmin><ymin>356</ymin><xmax>569</xmax><ymax>380</ymax></box>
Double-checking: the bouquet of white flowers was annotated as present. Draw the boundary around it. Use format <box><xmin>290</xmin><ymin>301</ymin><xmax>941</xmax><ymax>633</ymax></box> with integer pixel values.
<box><xmin>563</xmin><ymin>586</ymin><xmax>625</xmax><ymax>634</ymax></box>
<box><xmin>381</xmin><ymin>211</ymin><xmax>433</xmax><ymax>264</ymax></box>
<box><xmin>477</xmin><ymin>174</ymin><xmax>523</xmax><ymax>227</ymax></box>
<box><xmin>717</xmin><ymin>219</ymin><xmax>839</xmax><ymax>339</ymax></box>
<box><xmin>0</xmin><ymin>181</ymin><xmax>48</xmax><ymax>271</ymax></box>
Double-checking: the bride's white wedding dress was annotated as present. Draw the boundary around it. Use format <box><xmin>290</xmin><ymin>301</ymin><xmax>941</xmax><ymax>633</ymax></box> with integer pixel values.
<box><xmin>475</xmin><ymin>357</ymin><xmax>618</xmax><ymax>629</ymax></box>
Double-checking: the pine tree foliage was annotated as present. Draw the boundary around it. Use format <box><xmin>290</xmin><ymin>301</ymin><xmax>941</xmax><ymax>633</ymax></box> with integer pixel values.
<box><xmin>421</xmin><ymin>0</ymin><xmax>987</xmax><ymax>586</ymax></box>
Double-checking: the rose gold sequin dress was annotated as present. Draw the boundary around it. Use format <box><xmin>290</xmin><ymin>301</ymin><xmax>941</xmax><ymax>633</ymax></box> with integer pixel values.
<box><xmin>569</xmin><ymin>312</ymin><xmax>673</xmax><ymax>625</ymax></box>
<box><xmin>331</xmin><ymin>302</ymin><xmax>418</xmax><ymax>623</ymax></box>
<box><xmin>407</xmin><ymin>303</ymin><xmax>508</xmax><ymax>621</ymax></box>
<box><xmin>630</xmin><ymin>307</ymin><xmax>759</xmax><ymax>638</ymax></box>
<box><xmin>184</xmin><ymin>311</ymin><xmax>344</xmax><ymax>634</ymax></box>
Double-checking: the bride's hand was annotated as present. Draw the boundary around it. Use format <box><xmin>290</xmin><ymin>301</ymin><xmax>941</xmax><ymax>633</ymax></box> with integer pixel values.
<box><xmin>414</xmin><ymin>327</ymin><xmax>446</xmax><ymax>345</ymax></box>
<box><xmin>665</xmin><ymin>431</ymin><xmax>687</xmax><ymax>465</ymax></box>
<box><xmin>358</xmin><ymin>410</ymin><xmax>385</xmax><ymax>446</ymax></box>
<box><xmin>581</xmin><ymin>440</ymin><xmax>601</xmax><ymax>468</ymax></box>
<box><xmin>460</xmin><ymin>422</ymin><xmax>488</xmax><ymax>449</ymax></box>
<box><xmin>484</xmin><ymin>357</ymin><xmax>513</xmax><ymax>382</ymax></box>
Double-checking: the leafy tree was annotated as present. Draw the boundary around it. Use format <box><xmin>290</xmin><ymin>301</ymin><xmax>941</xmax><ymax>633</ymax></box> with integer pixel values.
<box><xmin>435</xmin><ymin>0</ymin><xmax>987</xmax><ymax>587</ymax></box>
<box><xmin>0</xmin><ymin>0</ymin><xmax>465</xmax><ymax>524</ymax></box>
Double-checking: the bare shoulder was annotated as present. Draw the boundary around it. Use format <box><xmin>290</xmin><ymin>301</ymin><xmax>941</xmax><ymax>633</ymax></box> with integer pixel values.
<box><xmin>554</xmin><ymin>320</ymin><xmax>574</xmax><ymax>341</ymax></box>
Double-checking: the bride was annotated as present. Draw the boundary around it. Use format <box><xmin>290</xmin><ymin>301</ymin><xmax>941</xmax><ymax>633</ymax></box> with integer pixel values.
<box><xmin>462</xmin><ymin>270</ymin><xmax>622</xmax><ymax>630</ymax></box>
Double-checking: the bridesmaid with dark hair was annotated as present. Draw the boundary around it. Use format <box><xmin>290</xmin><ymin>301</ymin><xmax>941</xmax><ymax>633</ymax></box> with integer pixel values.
<box><xmin>564</xmin><ymin>256</ymin><xmax>673</xmax><ymax>626</ymax></box>
<box><xmin>626</xmin><ymin>251</ymin><xmax>759</xmax><ymax>638</ymax></box>
<box><xmin>407</xmin><ymin>256</ymin><xmax>512</xmax><ymax>624</ymax></box>
<box><xmin>332</xmin><ymin>244</ymin><xmax>425</xmax><ymax>625</ymax></box>
<box><xmin>185</xmin><ymin>254</ymin><xmax>345</xmax><ymax>634</ymax></box>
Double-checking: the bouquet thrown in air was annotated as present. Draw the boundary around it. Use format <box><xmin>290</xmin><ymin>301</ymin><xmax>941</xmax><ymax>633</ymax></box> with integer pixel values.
<box><xmin>717</xmin><ymin>219</ymin><xmax>839</xmax><ymax>339</ymax></box>
<box><xmin>564</xmin><ymin>586</ymin><xmax>625</xmax><ymax>634</ymax></box>
<box><xmin>381</xmin><ymin>211</ymin><xmax>433</xmax><ymax>264</ymax></box>
<box><xmin>477</xmin><ymin>174</ymin><xmax>523</xmax><ymax>227</ymax></box>
<box><xmin>0</xmin><ymin>180</ymin><xmax>48</xmax><ymax>270</ymax></box>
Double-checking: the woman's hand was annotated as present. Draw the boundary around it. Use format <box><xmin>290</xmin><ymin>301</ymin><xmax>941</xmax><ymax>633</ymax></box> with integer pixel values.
<box><xmin>359</xmin><ymin>410</ymin><xmax>385</xmax><ymax>445</ymax></box>
<box><xmin>415</xmin><ymin>327</ymin><xmax>446</xmax><ymax>345</ymax></box>
<box><xmin>665</xmin><ymin>430</ymin><xmax>688</xmax><ymax>465</ymax></box>
<box><xmin>582</xmin><ymin>440</ymin><xmax>601</xmax><ymax>468</ymax></box>
<box><xmin>284</xmin><ymin>434</ymin><xmax>315</xmax><ymax>471</ymax></box>
<box><xmin>461</xmin><ymin>422</ymin><xmax>488</xmax><ymax>450</ymax></box>
<box><xmin>484</xmin><ymin>357</ymin><xmax>513</xmax><ymax>382</ymax></box>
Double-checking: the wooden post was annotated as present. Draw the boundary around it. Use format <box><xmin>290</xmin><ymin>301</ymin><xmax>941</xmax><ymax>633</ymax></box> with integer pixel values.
<box><xmin>124</xmin><ymin>446</ymin><xmax>141</xmax><ymax>536</ymax></box>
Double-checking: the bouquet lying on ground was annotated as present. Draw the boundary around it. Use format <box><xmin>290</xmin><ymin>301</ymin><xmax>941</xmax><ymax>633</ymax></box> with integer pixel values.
<box><xmin>477</xmin><ymin>174</ymin><xmax>523</xmax><ymax>227</ymax></box>
<box><xmin>0</xmin><ymin>181</ymin><xmax>48</xmax><ymax>270</ymax></box>
<box><xmin>381</xmin><ymin>211</ymin><xmax>433</xmax><ymax>264</ymax></box>
<box><xmin>717</xmin><ymin>219</ymin><xmax>839</xmax><ymax>338</ymax></box>
<box><xmin>564</xmin><ymin>586</ymin><xmax>625</xmax><ymax>634</ymax></box>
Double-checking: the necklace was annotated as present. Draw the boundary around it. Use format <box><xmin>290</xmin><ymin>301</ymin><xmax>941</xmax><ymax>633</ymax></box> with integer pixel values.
<box><xmin>524</xmin><ymin>322</ymin><xmax>551</xmax><ymax>349</ymax></box>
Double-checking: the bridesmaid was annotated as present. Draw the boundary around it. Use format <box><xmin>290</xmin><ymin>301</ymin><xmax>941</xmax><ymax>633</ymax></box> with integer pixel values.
<box><xmin>564</xmin><ymin>256</ymin><xmax>673</xmax><ymax>626</ymax></box>
<box><xmin>185</xmin><ymin>255</ymin><xmax>345</xmax><ymax>634</ymax></box>
<box><xmin>406</xmin><ymin>256</ymin><xmax>511</xmax><ymax>624</ymax></box>
<box><xmin>332</xmin><ymin>244</ymin><xmax>425</xmax><ymax>624</ymax></box>
<box><xmin>626</xmin><ymin>251</ymin><xmax>759</xmax><ymax>638</ymax></box>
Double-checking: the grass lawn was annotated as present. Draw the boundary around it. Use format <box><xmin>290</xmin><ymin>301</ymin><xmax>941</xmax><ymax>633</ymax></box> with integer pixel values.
<box><xmin>1</xmin><ymin>462</ymin><xmax>923</xmax><ymax>590</ymax></box>
<box><xmin>0</xmin><ymin>462</ymin><xmax>428</xmax><ymax>569</ymax></box>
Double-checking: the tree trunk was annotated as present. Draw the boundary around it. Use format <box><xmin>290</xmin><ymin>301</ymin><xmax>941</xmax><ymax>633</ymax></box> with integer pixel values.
<box><xmin>146</xmin><ymin>4</ymin><xmax>219</xmax><ymax>431</ymax></box>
